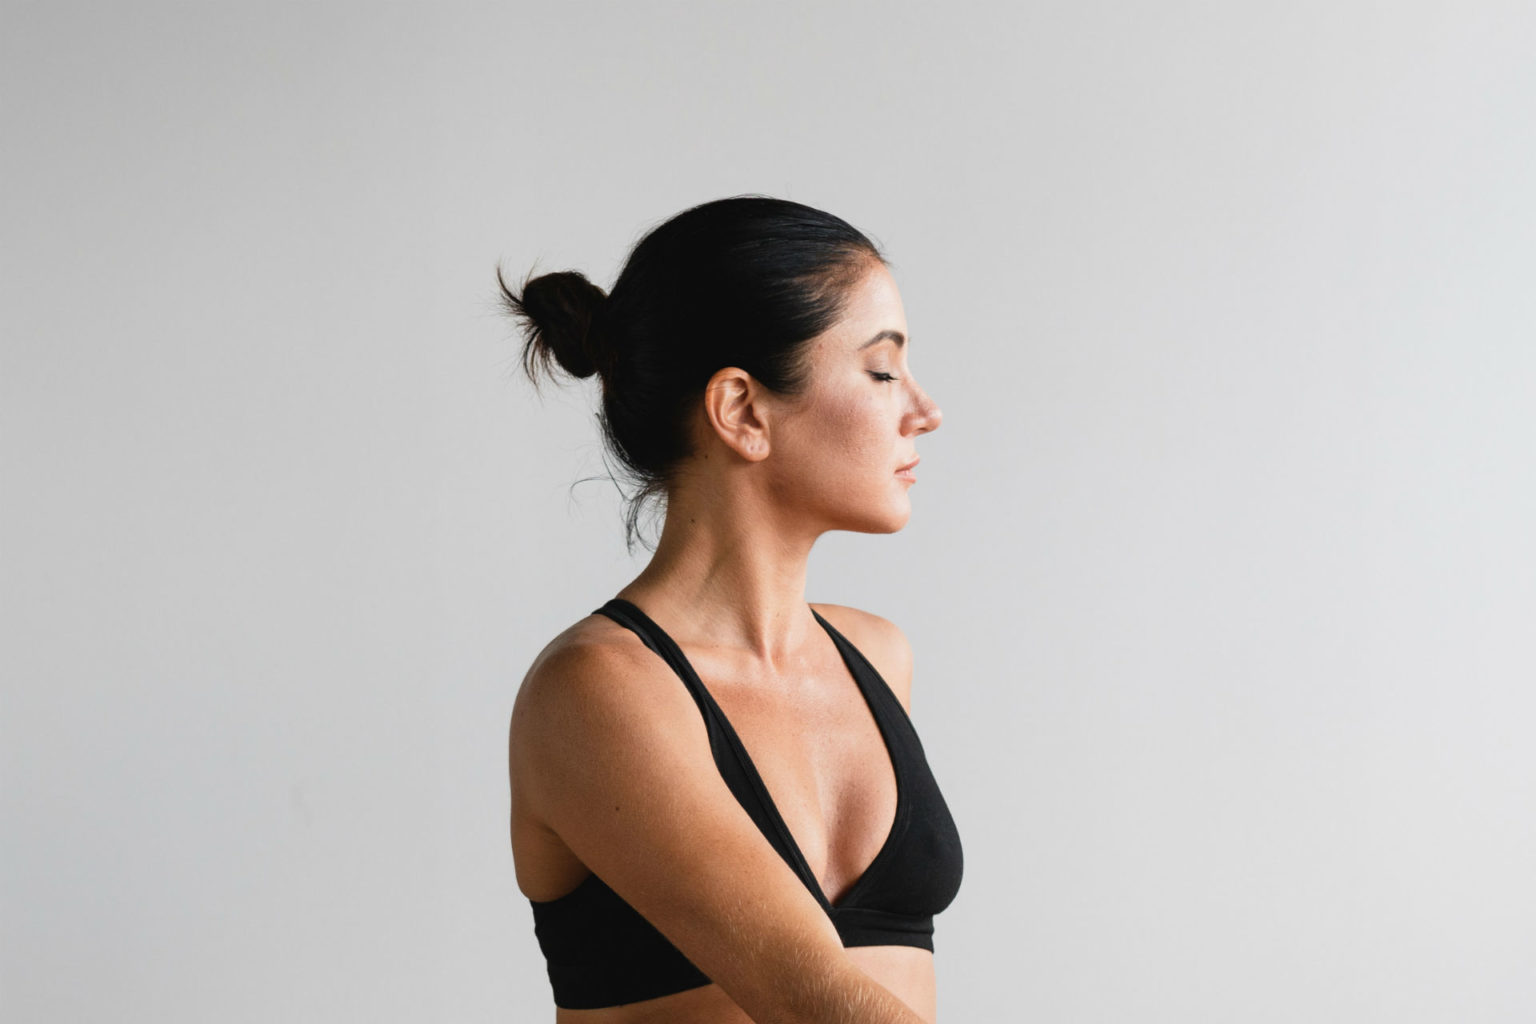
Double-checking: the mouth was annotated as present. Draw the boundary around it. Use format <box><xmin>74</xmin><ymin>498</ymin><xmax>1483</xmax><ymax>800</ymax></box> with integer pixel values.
<box><xmin>896</xmin><ymin>456</ymin><xmax>920</xmax><ymax>473</ymax></box>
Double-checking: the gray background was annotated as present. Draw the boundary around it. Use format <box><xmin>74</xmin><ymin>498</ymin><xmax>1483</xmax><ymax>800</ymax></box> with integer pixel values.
<box><xmin>4</xmin><ymin>2</ymin><xmax>1533</xmax><ymax>1021</ymax></box>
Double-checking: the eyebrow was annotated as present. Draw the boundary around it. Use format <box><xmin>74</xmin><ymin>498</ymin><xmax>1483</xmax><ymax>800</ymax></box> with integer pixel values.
<box><xmin>859</xmin><ymin>330</ymin><xmax>906</xmax><ymax>351</ymax></box>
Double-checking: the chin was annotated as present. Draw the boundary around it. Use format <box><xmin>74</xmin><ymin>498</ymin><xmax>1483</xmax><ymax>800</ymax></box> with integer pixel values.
<box><xmin>813</xmin><ymin>479</ymin><xmax>913</xmax><ymax>534</ymax></box>
<box><xmin>841</xmin><ymin>502</ymin><xmax>912</xmax><ymax>535</ymax></box>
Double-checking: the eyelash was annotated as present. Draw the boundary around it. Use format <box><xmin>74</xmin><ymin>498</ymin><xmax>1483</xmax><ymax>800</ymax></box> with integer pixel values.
<box><xmin>869</xmin><ymin>371</ymin><xmax>899</xmax><ymax>383</ymax></box>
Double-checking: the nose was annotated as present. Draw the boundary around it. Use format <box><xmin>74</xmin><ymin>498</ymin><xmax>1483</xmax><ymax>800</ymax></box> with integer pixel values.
<box><xmin>908</xmin><ymin>381</ymin><xmax>942</xmax><ymax>435</ymax></box>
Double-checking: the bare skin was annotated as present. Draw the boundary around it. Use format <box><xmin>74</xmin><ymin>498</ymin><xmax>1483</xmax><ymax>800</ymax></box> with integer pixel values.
<box><xmin>509</xmin><ymin>261</ymin><xmax>944</xmax><ymax>1023</ymax></box>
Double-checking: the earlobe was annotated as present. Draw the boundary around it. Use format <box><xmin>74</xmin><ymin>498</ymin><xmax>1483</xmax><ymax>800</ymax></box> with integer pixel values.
<box><xmin>737</xmin><ymin>429</ymin><xmax>771</xmax><ymax>463</ymax></box>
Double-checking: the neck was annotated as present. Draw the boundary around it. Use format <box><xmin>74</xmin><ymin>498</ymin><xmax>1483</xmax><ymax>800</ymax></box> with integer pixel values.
<box><xmin>616</xmin><ymin>477</ymin><xmax>825</xmax><ymax>667</ymax></box>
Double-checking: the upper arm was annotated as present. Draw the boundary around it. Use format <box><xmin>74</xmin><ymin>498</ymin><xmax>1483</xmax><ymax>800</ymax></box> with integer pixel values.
<box><xmin>510</xmin><ymin>637</ymin><xmax>897</xmax><ymax>1021</ymax></box>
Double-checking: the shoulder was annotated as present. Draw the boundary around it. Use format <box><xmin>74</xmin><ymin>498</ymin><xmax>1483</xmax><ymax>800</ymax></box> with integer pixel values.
<box><xmin>808</xmin><ymin>602</ymin><xmax>915</xmax><ymax>712</ymax></box>
<box><xmin>513</xmin><ymin>612</ymin><xmax>690</xmax><ymax>728</ymax></box>
<box><xmin>510</xmin><ymin>615</ymin><xmax>707</xmax><ymax>802</ymax></box>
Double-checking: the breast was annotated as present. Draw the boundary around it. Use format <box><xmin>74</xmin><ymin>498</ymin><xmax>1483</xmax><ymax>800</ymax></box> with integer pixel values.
<box><xmin>832</xmin><ymin>711</ymin><xmax>964</xmax><ymax>920</ymax></box>
<box><xmin>700</xmin><ymin>642</ymin><xmax>903</xmax><ymax>907</ymax></box>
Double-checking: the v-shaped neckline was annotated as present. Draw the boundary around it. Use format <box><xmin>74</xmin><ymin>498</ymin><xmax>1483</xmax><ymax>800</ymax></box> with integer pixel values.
<box><xmin>600</xmin><ymin>597</ymin><xmax>909</xmax><ymax>913</ymax></box>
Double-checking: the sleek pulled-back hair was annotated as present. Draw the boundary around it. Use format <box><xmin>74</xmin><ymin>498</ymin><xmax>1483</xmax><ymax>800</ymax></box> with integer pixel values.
<box><xmin>498</xmin><ymin>195</ymin><xmax>886</xmax><ymax>553</ymax></box>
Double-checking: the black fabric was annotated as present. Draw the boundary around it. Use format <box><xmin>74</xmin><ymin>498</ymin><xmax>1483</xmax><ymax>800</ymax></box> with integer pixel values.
<box><xmin>528</xmin><ymin>597</ymin><xmax>964</xmax><ymax>1010</ymax></box>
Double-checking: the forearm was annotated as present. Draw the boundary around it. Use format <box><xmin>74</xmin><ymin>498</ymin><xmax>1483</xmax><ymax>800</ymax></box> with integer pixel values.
<box><xmin>764</xmin><ymin>954</ymin><xmax>928</xmax><ymax>1024</ymax></box>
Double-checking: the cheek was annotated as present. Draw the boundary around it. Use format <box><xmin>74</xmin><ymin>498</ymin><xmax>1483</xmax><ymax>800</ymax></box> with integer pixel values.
<box><xmin>816</xmin><ymin>393</ymin><xmax>888</xmax><ymax>463</ymax></box>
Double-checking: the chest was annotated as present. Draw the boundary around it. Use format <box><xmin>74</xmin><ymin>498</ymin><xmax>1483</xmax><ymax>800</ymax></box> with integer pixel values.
<box><xmin>687</xmin><ymin>646</ymin><xmax>899</xmax><ymax>905</ymax></box>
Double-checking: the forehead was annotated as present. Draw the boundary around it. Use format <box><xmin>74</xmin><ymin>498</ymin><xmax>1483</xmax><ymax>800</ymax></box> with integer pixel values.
<box><xmin>826</xmin><ymin>262</ymin><xmax>908</xmax><ymax>350</ymax></box>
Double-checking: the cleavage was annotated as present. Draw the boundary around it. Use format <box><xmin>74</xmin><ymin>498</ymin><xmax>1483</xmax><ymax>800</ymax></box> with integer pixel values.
<box><xmin>689</xmin><ymin>643</ymin><xmax>899</xmax><ymax>906</ymax></box>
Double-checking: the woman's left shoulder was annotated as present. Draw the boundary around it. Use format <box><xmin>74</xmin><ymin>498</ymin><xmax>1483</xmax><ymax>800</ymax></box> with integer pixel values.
<box><xmin>809</xmin><ymin>602</ymin><xmax>915</xmax><ymax>711</ymax></box>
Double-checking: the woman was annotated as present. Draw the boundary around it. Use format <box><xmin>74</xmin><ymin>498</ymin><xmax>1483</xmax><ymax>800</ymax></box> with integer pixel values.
<box><xmin>502</xmin><ymin>196</ymin><xmax>962</xmax><ymax>1023</ymax></box>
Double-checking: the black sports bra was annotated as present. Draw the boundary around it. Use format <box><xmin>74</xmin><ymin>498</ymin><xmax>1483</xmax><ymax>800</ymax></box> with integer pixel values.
<box><xmin>527</xmin><ymin>597</ymin><xmax>964</xmax><ymax>1010</ymax></box>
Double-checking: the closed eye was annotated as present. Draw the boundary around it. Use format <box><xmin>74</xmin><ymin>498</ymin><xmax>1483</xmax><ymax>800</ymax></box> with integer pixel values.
<box><xmin>869</xmin><ymin>371</ymin><xmax>899</xmax><ymax>383</ymax></box>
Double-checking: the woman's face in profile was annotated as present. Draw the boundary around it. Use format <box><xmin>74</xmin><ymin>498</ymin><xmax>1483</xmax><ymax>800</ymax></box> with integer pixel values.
<box><xmin>767</xmin><ymin>261</ymin><xmax>943</xmax><ymax>534</ymax></box>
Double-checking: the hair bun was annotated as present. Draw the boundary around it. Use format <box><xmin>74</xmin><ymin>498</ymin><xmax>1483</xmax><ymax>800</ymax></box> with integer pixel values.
<box><xmin>498</xmin><ymin>268</ymin><xmax>610</xmax><ymax>382</ymax></box>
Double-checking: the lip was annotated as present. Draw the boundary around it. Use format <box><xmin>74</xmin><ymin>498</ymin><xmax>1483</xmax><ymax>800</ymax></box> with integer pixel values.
<box><xmin>895</xmin><ymin>456</ymin><xmax>920</xmax><ymax>473</ymax></box>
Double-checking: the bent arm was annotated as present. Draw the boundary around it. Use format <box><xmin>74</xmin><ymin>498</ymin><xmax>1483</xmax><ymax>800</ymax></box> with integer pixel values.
<box><xmin>512</xmin><ymin>640</ymin><xmax>928</xmax><ymax>1024</ymax></box>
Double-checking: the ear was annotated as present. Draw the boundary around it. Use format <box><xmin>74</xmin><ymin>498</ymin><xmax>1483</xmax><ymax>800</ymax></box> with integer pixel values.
<box><xmin>701</xmin><ymin>366</ymin><xmax>771</xmax><ymax>463</ymax></box>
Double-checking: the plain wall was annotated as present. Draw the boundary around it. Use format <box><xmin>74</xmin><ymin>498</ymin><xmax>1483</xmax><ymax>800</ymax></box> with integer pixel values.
<box><xmin>3</xmin><ymin>1</ymin><xmax>1533</xmax><ymax>1020</ymax></box>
